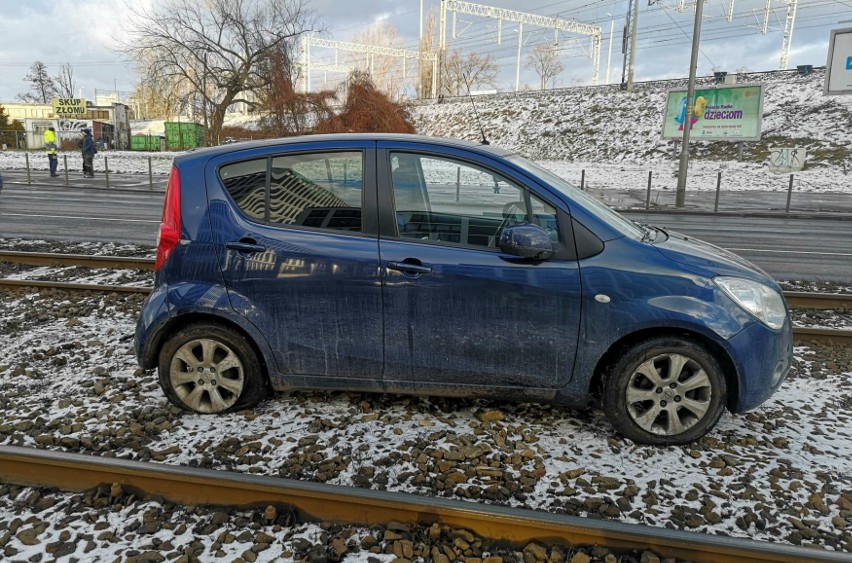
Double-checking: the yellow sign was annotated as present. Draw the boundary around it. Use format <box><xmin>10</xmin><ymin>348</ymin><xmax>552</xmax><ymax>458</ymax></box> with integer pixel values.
<box><xmin>52</xmin><ymin>98</ymin><xmax>88</xmax><ymax>116</ymax></box>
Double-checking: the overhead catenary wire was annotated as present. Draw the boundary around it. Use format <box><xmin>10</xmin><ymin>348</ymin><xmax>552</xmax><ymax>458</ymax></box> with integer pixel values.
<box><xmin>296</xmin><ymin>0</ymin><xmax>849</xmax><ymax>92</ymax></box>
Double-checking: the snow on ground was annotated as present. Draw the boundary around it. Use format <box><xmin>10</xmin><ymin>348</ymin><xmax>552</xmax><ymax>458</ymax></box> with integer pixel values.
<box><xmin>0</xmin><ymin>283</ymin><xmax>850</xmax><ymax>553</ymax></box>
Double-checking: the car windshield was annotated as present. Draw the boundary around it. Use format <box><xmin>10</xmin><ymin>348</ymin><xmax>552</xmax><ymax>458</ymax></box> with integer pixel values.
<box><xmin>507</xmin><ymin>155</ymin><xmax>646</xmax><ymax>240</ymax></box>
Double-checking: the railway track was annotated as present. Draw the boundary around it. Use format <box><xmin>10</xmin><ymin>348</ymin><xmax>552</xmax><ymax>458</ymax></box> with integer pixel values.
<box><xmin>0</xmin><ymin>250</ymin><xmax>154</xmax><ymax>270</ymax></box>
<box><xmin>1</xmin><ymin>251</ymin><xmax>850</xmax><ymax>344</ymax></box>
<box><xmin>0</xmin><ymin>445</ymin><xmax>847</xmax><ymax>563</ymax></box>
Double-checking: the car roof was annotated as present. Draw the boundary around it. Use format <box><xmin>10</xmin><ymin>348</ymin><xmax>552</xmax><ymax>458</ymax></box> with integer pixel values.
<box><xmin>174</xmin><ymin>133</ymin><xmax>514</xmax><ymax>164</ymax></box>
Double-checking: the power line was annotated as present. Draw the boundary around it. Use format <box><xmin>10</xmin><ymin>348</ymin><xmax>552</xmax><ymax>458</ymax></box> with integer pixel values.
<box><xmin>0</xmin><ymin>61</ymin><xmax>134</xmax><ymax>67</ymax></box>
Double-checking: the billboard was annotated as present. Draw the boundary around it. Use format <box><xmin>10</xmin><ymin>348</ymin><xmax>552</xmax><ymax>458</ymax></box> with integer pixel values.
<box><xmin>661</xmin><ymin>84</ymin><xmax>764</xmax><ymax>141</ymax></box>
<box><xmin>52</xmin><ymin>98</ymin><xmax>88</xmax><ymax>116</ymax></box>
<box><xmin>824</xmin><ymin>27</ymin><xmax>852</xmax><ymax>96</ymax></box>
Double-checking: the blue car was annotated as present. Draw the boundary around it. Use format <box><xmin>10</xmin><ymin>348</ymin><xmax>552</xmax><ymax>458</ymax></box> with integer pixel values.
<box><xmin>135</xmin><ymin>134</ymin><xmax>792</xmax><ymax>445</ymax></box>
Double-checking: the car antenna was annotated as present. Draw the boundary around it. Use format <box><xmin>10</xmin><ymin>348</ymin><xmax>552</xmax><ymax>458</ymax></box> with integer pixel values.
<box><xmin>462</xmin><ymin>72</ymin><xmax>489</xmax><ymax>145</ymax></box>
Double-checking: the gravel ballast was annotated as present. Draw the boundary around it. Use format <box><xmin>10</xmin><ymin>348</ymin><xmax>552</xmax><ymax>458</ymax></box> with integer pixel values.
<box><xmin>0</xmin><ymin>483</ymin><xmax>681</xmax><ymax>563</ymax></box>
<box><xmin>1</xmin><ymin>239</ymin><xmax>850</xmax><ymax>558</ymax></box>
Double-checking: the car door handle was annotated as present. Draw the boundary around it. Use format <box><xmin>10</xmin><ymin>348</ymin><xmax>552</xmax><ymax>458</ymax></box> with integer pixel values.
<box><xmin>225</xmin><ymin>241</ymin><xmax>266</xmax><ymax>254</ymax></box>
<box><xmin>387</xmin><ymin>261</ymin><xmax>432</xmax><ymax>275</ymax></box>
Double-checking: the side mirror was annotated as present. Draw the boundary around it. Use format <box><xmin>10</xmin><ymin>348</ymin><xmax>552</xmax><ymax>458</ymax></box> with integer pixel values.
<box><xmin>499</xmin><ymin>224</ymin><xmax>554</xmax><ymax>260</ymax></box>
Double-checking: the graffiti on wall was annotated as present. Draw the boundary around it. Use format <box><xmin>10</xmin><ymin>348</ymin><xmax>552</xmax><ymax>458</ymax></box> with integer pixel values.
<box><xmin>58</xmin><ymin>120</ymin><xmax>90</xmax><ymax>132</ymax></box>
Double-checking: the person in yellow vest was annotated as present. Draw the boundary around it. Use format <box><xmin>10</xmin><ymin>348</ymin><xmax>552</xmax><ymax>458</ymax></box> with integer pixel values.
<box><xmin>44</xmin><ymin>126</ymin><xmax>59</xmax><ymax>177</ymax></box>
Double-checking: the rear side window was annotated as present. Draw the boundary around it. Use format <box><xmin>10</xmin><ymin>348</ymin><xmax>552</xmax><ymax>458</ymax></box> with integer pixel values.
<box><xmin>219</xmin><ymin>159</ymin><xmax>267</xmax><ymax>222</ymax></box>
<box><xmin>219</xmin><ymin>151</ymin><xmax>363</xmax><ymax>233</ymax></box>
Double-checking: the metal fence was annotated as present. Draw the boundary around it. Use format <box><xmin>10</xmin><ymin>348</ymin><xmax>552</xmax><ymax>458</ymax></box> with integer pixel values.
<box><xmin>567</xmin><ymin>163</ymin><xmax>852</xmax><ymax>214</ymax></box>
<box><xmin>0</xmin><ymin>130</ymin><xmax>27</xmax><ymax>150</ymax></box>
<box><xmin>5</xmin><ymin>153</ymin><xmax>163</xmax><ymax>192</ymax></box>
<box><xmin>2</xmin><ymin>150</ymin><xmax>850</xmax><ymax>214</ymax></box>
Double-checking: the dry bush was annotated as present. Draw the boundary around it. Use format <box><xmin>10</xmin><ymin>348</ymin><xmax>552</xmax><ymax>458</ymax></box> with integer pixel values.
<box><xmin>256</xmin><ymin>49</ymin><xmax>338</xmax><ymax>138</ymax></box>
<box><xmin>314</xmin><ymin>71</ymin><xmax>415</xmax><ymax>134</ymax></box>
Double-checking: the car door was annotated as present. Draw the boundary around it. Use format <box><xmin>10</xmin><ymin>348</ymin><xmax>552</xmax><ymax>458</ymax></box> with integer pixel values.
<box><xmin>206</xmin><ymin>142</ymin><xmax>383</xmax><ymax>381</ymax></box>
<box><xmin>376</xmin><ymin>144</ymin><xmax>582</xmax><ymax>391</ymax></box>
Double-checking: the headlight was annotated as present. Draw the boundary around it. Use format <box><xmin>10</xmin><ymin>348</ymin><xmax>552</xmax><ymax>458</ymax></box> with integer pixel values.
<box><xmin>715</xmin><ymin>277</ymin><xmax>787</xmax><ymax>330</ymax></box>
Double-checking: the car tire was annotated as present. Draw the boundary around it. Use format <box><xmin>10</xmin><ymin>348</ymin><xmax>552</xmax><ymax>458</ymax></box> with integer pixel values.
<box><xmin>158</xmin><ymin>323</ymin><xmax>267</xmax><ymax>414</ymax></box>
<box><xmin>602</xmin><ymin>337</ymin><xmax>727</xmax><ymax>445</ymax></box>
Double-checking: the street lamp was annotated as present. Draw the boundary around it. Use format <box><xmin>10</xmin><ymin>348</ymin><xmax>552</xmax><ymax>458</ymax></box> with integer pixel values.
<box><xmin>675</xmin><ymin>0</ymin><xmax>705</xmax><ymax>208</ymax></box>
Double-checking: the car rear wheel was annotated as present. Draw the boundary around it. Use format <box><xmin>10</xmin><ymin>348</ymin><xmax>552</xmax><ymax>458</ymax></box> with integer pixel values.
<box><xmin>158</xmin><ymin>323</ymin><xmax>266</xmax><ymax>414</ymax></box>
<box><xmin>603</xmin><ymin>337</ymin><xmax>727</xmax><ymax>445</ymax></box>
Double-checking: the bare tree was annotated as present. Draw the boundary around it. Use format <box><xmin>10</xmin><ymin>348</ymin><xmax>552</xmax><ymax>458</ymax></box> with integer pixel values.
<box><xmin>131</xmin><ymin>78</ymin><xmax>179</xmax><ymax>120</ymax></box>
<box><xmin>130</xmin><ymin>48</ymin><xmax>189</xmax><ymax>119</ymax></box>
<box><xmin>440</xmin><ymin>50</ymin><xmax>498</xmax><ymax>97</ymax></box>
<box><xmin>119</xmin><ymin>0</ymin><xmax>317</xmax><ymax>144</ymax></box>
<box><xmin>528</xmin><ymin>44</ymin><xmax>564</xmax><ymax>90</ymax></box>
<box><xmin>17</xmin><ymin>61</ymin><xmax>57</xmax><ymax>103</ymax></box>
<box><xmin>347</xmin><ymin>21</ymin><xmax>407</xmax><ymax>99</ymax></box>
<box><xmin>419</xmin><ymin>8</ymin><xmax>437</xmax><ymax>99</ymax></box>
<box><xmin>54</xmin><ymin>63</ymin><xmax>78</xmax><ymax>98</ymax></box>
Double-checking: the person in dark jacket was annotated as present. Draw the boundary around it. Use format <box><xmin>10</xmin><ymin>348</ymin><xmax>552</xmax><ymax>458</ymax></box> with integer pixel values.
<box><xmin>81</xmin><ymin>128</ymin><xmax>96</xmax><ymax>177</ymax></box>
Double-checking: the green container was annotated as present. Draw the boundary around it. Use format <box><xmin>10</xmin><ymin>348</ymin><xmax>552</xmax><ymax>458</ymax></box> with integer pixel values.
<box><xmin>130</xmin><ymin>135</ymin><xmax>162</xmax><ymax>151</ymax></box>
<box><xmin>164</xmin><ymin>122</ymin><xmax>206</xmax><ymax>150</ymax></box>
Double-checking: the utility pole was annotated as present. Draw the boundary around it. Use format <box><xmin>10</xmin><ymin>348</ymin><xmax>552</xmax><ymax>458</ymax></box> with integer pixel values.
<box><xmin>621</xmin><ymin>0</ymin><xmax>639</xmax><ymax>90</ymax></box>
<box><xmin>300</xmin><ymin>35</ymin><xmax>310</xmax><ymax>93</ymax></box>
<box><xmin>439</xmin><ymin>0</ymin><xmax>447</xmax><ymax>97</ymax></box>
<box><xmin>627</xmin><ymin>0</ymin><xmax>639</xmax><ymax>89</ymax></box>
<box><xmin>515</xmin><ymin>23</ymin><xmax>523</xmax><ymax>92</ymax></box>
<box><xmin>606</xmin><ymin>15</ymin><xmax>614</xmax><ymax>84</ymax></box>
<box><xmin>675</xmin><ymin>0</ymin><xmax>705</xmax><ymax>208</ymax></box>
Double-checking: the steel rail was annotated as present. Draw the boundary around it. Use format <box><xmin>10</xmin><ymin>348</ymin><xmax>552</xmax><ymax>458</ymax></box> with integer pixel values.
<box><xmin>792</xmin><ymin>327</ymin><xmax>852</xmax><ymax>346</ymax></box>
<box><xmin>0</xmin><ymin>446</ymin><xmax>846</xmax><ymax>563</ymax></box>
<box><xmin>785</xmin><ymin>291</ymin><xmax>852</xmax><ymax>310</ymax></box>
<box><xmin>0</xmin><ymin>250</ymin><xmax>154</xmax><ymax>270</ymax></box>
<box><xmin>2</xmin><ymin>252</ymin><xmax>851</xmax><ymax>308</ymax></box>
<box><xmin>0</xmin><ymin>279</ymin><xmax>151</xmax><ymax>294</ymax></box>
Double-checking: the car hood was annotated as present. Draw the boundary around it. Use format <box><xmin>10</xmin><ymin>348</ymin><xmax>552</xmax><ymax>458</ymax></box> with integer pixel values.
<box><xmin>652</xmin><ymin>228</ymin><xmax>772</xmax><ymax>282</ymax></box>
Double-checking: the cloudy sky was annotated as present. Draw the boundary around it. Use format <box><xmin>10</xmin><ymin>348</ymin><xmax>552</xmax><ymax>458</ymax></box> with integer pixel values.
<box><xmin>0</xmin><ymin>0</ymin><xmax>849</xmax><ymax>103</ymax></box>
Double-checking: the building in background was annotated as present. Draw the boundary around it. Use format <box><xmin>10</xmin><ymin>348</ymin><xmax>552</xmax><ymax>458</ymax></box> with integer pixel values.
<box><xmin>1</xmin><ymin>101</ymin><xmax>131</xmax><ymax>150</ymax></box>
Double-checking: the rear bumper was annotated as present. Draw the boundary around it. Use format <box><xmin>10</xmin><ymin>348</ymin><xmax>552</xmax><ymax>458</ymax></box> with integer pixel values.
<box><xmin>727</xmin><ymin>318</ymin><xmax>793</xmax><ymax>412</ymax></box>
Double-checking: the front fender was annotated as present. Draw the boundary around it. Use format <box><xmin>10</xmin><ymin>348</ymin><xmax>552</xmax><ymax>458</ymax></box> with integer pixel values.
<box><xmin>559</xmin><ymin>239</ymin><xmax>754</xmax><ymax>401</ymax></box>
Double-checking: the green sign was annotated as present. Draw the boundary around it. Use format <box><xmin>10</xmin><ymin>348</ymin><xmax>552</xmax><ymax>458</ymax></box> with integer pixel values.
<box><xmin>661</xmin><ymin>84</ymin><xmax>764</xmax><ymax>141</ymax></box>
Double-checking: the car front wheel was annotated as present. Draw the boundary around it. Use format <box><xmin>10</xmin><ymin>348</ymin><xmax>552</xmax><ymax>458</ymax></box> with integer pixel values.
<box><xmin>603</xmin><ymin>337</ymin><xmax>727</xmax><ymax>445</ymax></box>
<box><xmin>158</xmin><ymin>323</ymin><xmax>266</xmax><ymax>414</ymax></box>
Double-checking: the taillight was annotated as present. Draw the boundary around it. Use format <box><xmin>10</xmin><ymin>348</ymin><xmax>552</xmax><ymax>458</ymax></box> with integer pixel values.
<box><xmin>155</xmin><ymin>166</ymin><xmax>181</xmax><ymax>271</ymax></box>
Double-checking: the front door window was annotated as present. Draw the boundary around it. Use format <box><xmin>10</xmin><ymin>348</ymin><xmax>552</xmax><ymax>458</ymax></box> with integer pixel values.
<box><xmin>390</xmin><ymin>153</ymin><xmax>554</xmax><ymax>247</ymax></box>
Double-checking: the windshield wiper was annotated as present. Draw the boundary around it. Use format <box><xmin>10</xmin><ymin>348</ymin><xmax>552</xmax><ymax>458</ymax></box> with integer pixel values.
<box><xmin>635</xmin><ymin>221</ymin><xmax>656</xmax><ymax>242</ymax></box>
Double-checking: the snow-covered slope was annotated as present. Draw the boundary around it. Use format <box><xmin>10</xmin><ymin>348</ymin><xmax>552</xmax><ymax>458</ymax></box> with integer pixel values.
<box><xmin>409</xmin><ymin>68</ymin><xmax>852</xmax><ymax>167</ymax></box>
